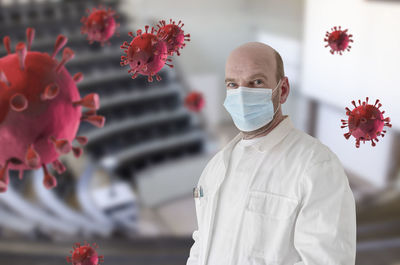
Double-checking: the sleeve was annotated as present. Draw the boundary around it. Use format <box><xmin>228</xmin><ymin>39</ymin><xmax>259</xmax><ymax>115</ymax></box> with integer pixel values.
<box><xmin>186</xmin><ymin>229</ymin><xmax>200</xmax><ymax>265</ymax></box>
<box><xmin>293</xmin><ymin>156</ymin><xmax>357</xmax><ymax>265</ymax></box>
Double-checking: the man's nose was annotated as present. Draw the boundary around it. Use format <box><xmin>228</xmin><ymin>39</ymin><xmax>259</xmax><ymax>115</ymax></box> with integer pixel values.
<box><xmin>237</xmin><ymin>82</ymin><xmax>249</xmax><ymax>87</ymax></box>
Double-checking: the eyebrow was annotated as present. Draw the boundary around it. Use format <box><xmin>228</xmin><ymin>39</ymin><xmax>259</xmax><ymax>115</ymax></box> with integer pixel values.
<box><xmin>224</xmin><ymin>78</ymin><xmax>235</xmax><ymax>83</ymax></box>
<box><xmin>246</xmin><ymin>73</ymin><xmax>269</xmax><ymax>81</ymax></box>
<box><xmin>224</xmin><ymin>73</ymin><xmax>269</xmax><ymax>83</ymax></box>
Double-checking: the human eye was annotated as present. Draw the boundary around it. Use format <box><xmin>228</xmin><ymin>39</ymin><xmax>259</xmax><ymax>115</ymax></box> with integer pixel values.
<box><xmin>226</xmin><ymin>82</ymin><xmax>237</xmax><ymax>89</ymax></box>
<box><xmin>254</xmin><ymin>79</ymin><xmax>264</xmax><ymax>85</ymax></box>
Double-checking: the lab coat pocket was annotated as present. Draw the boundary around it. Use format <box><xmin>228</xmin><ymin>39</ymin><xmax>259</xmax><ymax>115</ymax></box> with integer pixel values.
<box><xmin>244</xmin><ymin>255</ymin><xmax>280</xmax><ymax>265</ymax></box>
<box><xmin>243</xmin><ymin>191</ymin><xmax>299</xmax><ymax>262</ymax></box>
<box><xmin>246</xmin><ymin>191</ymin><xmax>298</xmax><ymax>220</ymax></box>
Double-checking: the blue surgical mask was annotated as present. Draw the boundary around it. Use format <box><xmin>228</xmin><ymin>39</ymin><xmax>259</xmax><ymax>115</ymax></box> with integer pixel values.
<box><xmin>223</xmin><ymin>80</ymin><xmax>281</xmax><ymax>132</ymax></box>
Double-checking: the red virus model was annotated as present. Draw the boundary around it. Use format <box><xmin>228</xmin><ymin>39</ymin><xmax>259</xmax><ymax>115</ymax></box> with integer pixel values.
<box><xmin>324</xmin><ymin>26</ymin><xmax>353</xmax><ymax>55</ymax></box>
<box><xmin>156</xmin><ymin>19</ymin><xmax>190</xmax><ymax>56</ymax></box>
<box><xmin>0</xmin><ymin>28</ymin><xmax>105</xmax><ymax>192</ymax></box>
<box><xmin>67</xmin><ymin>242</ymin><xmax>104</xmax><ymax>265</ymax></box>
<box><xmin>120</xmin><ymin>25</ymin><xmax>173</xmax><ymax>82</ymax></box>
<box><xmin>341</xmin><ymin>97</ymin><xmax>392</xmax><ymax>148</ymax></box>
<box><xmin>81</xmin><ymin>5</ymin><xmax>119</xmax><ymax>46</ymax></box>
<box><xmin>184</xmin><ymin>91</ymin><xmax>205</xmax><ymax>112</ymax></box>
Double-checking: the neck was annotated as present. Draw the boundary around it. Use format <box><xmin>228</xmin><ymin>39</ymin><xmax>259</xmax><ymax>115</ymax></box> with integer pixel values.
<box><xmin>241</xmin><ymin>113</ymin><xmax>286</xmax><ymax>140</ymax></box>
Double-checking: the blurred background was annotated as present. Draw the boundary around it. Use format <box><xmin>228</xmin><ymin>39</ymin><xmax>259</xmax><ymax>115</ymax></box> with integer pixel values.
<box><xmin>0</xmin><ymin>0</ymin><xmax>399</xmax><ymax>264</ymax></box>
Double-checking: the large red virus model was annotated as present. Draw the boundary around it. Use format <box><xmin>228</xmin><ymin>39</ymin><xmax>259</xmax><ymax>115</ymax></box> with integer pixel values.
<box><xmin>120</xmin><ymin>25</ymin><xmax>173</xmax><ymax>82</ymax></box>
<box><xmin>324</xmin><ymin>26</ymin><xmax>353</xmax><ymax>55</ymax></box>
<box><xmin>184</xmin><ymin>91</ymin><xmax>204</xmax><ymax>112</ymax></box>
<box><xmin>156</xmin><ymin>19</ymin><xmax>190</xmax><ymax>56</ymax></box>
<box><xmin>67</xmin><ymin>242</ymin><xmax>104</xmax><ymax>265</ymax></box>
<box><xmin>0</xmin><ymin>28</ymin><xmax>105</xmax><ymax>192</ymax></box>
<box><xmin>341</xmin><ymin>97</ymin><xmax>392</xmax><ymax>148</ymax></box>
<box><xmin>81</xmin><ymin>5</ymin><xmax>119</xmax><ymax>46</ymax></box>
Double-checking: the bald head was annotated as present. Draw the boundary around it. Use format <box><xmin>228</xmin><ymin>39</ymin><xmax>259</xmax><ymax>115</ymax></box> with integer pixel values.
<box><xmin>225</xmin><ymin>42</ymin><xmax>284</xmax><ymax>88</ymax></box>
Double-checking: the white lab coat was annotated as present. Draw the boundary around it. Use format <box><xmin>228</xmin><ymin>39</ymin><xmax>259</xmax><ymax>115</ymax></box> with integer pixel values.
<box><xmin>187</xmin><ymin>116</ymin><xmax>356</xmax><ymax>265</ymax></box>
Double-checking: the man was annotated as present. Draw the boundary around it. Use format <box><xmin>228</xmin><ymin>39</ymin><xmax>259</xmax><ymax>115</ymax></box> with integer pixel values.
<box><xmin>186</xmin><ymin>42</ymin><xmax>356</xmax><ymax>265</ymax></box>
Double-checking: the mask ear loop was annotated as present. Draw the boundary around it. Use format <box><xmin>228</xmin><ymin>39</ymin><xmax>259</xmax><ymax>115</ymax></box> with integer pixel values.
<box><xmin>271</xmin><ymin>79</ymin><xmax>282</xmax><ymax>94</ymax></box>
<box><xmin>271</xmin><ymin>78</ymin><xmax>283</xmax><ymax>116</ymax></box>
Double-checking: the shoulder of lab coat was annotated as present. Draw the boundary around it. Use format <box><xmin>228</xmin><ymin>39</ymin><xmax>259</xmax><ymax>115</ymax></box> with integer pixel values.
<box><xmin>294</xmin><ymin>138</ymin><xmax>357</xmax><ymax>265</ymax></box>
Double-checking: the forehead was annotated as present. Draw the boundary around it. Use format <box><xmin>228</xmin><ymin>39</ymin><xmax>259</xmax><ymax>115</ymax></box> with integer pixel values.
<box><xmin>225</xmin><ymin>47</ymin><xmax>276</xmax><ymax>81</ymax></box>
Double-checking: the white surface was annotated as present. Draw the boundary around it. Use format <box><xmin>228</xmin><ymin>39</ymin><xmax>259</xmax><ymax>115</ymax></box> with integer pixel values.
<box><xmin>91</xmin><ymin>181</ymin><xmax>136</xmax><ymax>210</ymax></box>
<box><xmin>156</xmin><ymin>195</ymin><xmax>197</xmax><ymax>236</ymax></box>
<box><xmin>0</xmin><ymin>185</ymin><xmax>78</xmax><ymax>236</ymax></box>
<box><xmin>315</xmin><ymin>103</ymin><xmax>395</xmax><ymax>188</ymax></box>
<box><xmin>301</xmin><ymin>0</ymin><xmax>400</xmax><ymax>130</ymax></box>
<box><xmin>257</xmin><ymin>31</ymin><xmax>301</xmax><ymax>85</ymax></box>
<box><xmin>33</xmin><ymin>169</ymin><xmax>110</xmax><ymax>237</ymax></box>
<box><xmin>208</xmin><ymin>138</ymin><xmax>254</xmax><ymax>265</ymax></box>
<box><xmin>136</xmin><ymin>154</ymin><xmax>213</xmax><ymax>207</ymax></box>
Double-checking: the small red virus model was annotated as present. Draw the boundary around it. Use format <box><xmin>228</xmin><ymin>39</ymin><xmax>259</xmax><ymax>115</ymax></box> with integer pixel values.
<box><xmin>0</xmin><ymin>28</ymin><xmax>105</xmax><ymax>192</ymax></box>
<box><xmin>184</xmin><ymin>91</ymin><xmax>205</xmax><ymax>112</ymax></box>
<box><xmin>120</xmin><ymin>25</ymin><xmax>173</xmax><ymax>82</ymax></box>
<box><xmin>156</xmin><ymin>19</ymin><xmax>190</xmax><ymax>56</ymax></box>
<box><xmin>341</xmin><ymin>97</ymin><xmax>392</xmax><ymax>148</ymax></box>
<box><xmin>81</xmin><ymin>5</ymin><xmax>119</xmax><ymax>46</ymax></box>
<box><xmin>324</xmin><ymin>26</ymin><xmax>353</xmax><ymax>55</ymax></box>
<box><xmin>67</xmin><ymin>242</ymin><xmax>104</xmax><ymax>265</ymax></box>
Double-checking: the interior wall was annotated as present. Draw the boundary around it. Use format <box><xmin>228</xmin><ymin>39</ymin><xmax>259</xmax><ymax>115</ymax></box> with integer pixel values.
<box><xmin>316</xmin><ymin>102</ymin><xmax>395</xmax><ymax>187</ymax></box>
<box><xmin>301</xmin><ymin>0</ymin><xmax>400</xmax><ymax>130</ymax></box>
<box><xmin>301</xmin><ymin>0</ymin><xmax>400</xmax><ymax>187</ymax></box>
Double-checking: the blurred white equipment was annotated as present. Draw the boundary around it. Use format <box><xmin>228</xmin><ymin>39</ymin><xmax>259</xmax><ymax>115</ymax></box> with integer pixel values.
<box><xmin>136</xmin><ymin>154</ymin><xmax>213</xmax><ymax>208</ymax></box>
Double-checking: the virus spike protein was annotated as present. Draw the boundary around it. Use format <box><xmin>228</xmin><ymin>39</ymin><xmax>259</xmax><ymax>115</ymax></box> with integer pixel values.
<box><xmin>341</xmin><ymin>97</ymin><xmax>392</xmax><ymax>148</ymax></box>
<box><xmin>324</xmin><ymin>26</ymin><xmax>353</xmax><ymax>55</ymax></box>
<box><xmin>0</xmin><ymin>28</ymin><xmax>105</xmax><ymax>192</ymax></box>
<box><xmin>67</xmin><ymin>242</ymin><xmax>104</xmax><ymax>265</ymax></box>
<box><xmin>120</xmin><ymin>25</ymin><xmax>173</xmax><ymax>82</ymax></box>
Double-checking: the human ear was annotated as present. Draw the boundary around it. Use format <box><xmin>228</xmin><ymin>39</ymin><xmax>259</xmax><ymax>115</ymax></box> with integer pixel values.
<box><xmin>279</xmin><ymin>77</ymin><xmax>290</xmax><ymax>104</ymax></box>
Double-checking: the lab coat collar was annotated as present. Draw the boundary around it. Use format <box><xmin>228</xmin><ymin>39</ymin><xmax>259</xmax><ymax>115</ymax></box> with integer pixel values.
<box><xmin>222</xmin><ymin>116</ymin><xmax>294</xmax><ymax>169</ymax></box>
<box><xmin>249</xmin><ymin>115</ymin><xmax>294</xmax><ymax>153</ymax></box>
<box><xmin>221</xmin><ymin>131</ymin><xmax>243</xmax><ymax>170</ymax></box>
